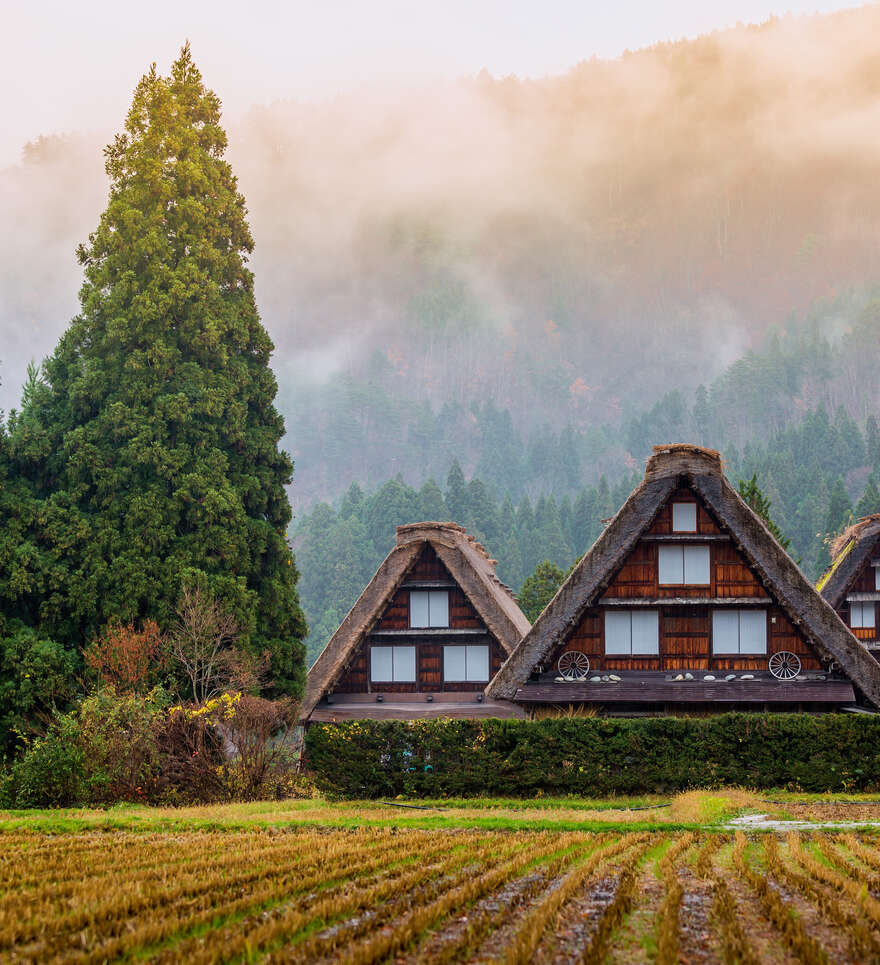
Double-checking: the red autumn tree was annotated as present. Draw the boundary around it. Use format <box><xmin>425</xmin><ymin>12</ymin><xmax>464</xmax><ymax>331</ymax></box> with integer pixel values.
<box><xmin>84</xmin><ymin>620</ymin><xmax>168</xmax><ymax>693</ymax></box>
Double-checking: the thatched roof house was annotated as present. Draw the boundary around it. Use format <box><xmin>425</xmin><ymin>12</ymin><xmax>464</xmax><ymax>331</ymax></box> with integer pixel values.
<box><xmin>301</xmin><ymin>522</ymin><xmax>531</xmax><ymax>723</ymax></box>
<box><xmin>488</xmin><ymin>445</ymin><xmax>880</xmax><ymax>713</ymax></box>
<box><xmin>818</xmin><ymin>514</ymin><xmax>880</xmax><ymax>659</ymax></box>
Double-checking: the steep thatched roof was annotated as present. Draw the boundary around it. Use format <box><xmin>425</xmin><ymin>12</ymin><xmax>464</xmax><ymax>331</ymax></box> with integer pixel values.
<box><xmin>488</xmin><ymin>444</ymin><xmax>880</xmax><ymax>708</ymax></box>
<box><xmin>301</xmin><ymin>522</ymin><xmax>531</xmax><ymax>722</ymax></box>
<box><xmin>818</xmin><ymin>515</ymin><xmax>880</xmax><ymax>609</ymax></box>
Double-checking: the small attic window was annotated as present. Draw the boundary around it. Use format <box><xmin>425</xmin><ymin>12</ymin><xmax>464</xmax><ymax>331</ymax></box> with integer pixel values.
<box><xmin>875</xmin><ymin>565</ymin><xmax>880</xmax><ymax>591</ymax></box>
<box><xmin>410</xmin><ymin>590</ymin><xmax>449</xmax><ymax>628</ymax></box>
<box><xmin>672</xmin><ymin>502</ymin><xmax>697</xmax><ymax>532</ymax></box>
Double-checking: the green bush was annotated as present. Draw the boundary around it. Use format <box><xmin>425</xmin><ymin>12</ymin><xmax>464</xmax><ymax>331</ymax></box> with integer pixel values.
<box><xmin>1</xmin><ymin>713</ymin><xmax>84</xmax><ymax>807</ymax></box>
<box><xmin>304</xmin><ymin>713</ymin><xmax>880</xmax><ymax>797</ymax></box>
<box><xmin>0</xmin><ymin>621</ymin><xmax>79</xmax><ymax>758</ymax></box>
<box><xmin>77</xmin><ymin>688</ymin><xmax>166</xmax><ymax>803</ymax></box>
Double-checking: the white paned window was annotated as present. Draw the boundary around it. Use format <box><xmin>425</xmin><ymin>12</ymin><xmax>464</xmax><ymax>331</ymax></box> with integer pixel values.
<box><xmin>605</xmin><ymin>611</ymin><xmax>632</xmax><ymax>654</ymax></box>
<box><xmin>712</xmin><ymin>610</ymin><xmax>740</xmax><ymax>653</ymax></box>
<box><xmin>658</xmin><ymin>545</ymin><xmax>710</xmax><ymax>584</ymax></box>
<box><xmin>739</xmin><ymin>610</ymin><xmax>767</xmax><ymax>654</ymax></box>
<box><xmin>410</xmin><ymin>592</ymin><xmax>430</xmax><ymax>628</ymax></box>
<box><xmin>370</xmin><ymin>646</ymin><xmax>393</xmax><ymax>681</ymax></box>
<box><xmin>658</xmin><ymin>545</ymin><xmax>683</xmax><ymax>584</ymax></box>
<box><xmin>604</xmin><ymin>610</ymin><xmax>659</xmax><ymax>655</ymax></box>
<box><xmin>410</xmin><ymin>590</ymin><xmax>450</xmax><ymax>628</ymax></box>
<box><xmin>851</xmin><ymin>602</ymin><xmax>876</xmax><ymax>629</ymax></box>
<box><xmin>370</xmin><ymin>645</ymin><xmax>417</xmax><ymax>682</ymax></box>
<box><xmin>672</xmin><ymin>502</ymin><xmax>697</xmax><ymax>532</ymax></box>
<box><xmin>684</xmin><ymin>546</ymin><xmax>710</xmax><ymax>583</ymax></box>
<box><xmin>443</xmin><ymin>645</ymin><xmax>490</xmax><ymax>681</ymax></box>
<box><xmin>875</xmin><ymin>566</ymin><xmax>880</xmax><ymax>591</ymax></box>
<box><xmin>712</xmin><ymin>610</ymin><xmax>767</xmax><ymax>654</ymax></box>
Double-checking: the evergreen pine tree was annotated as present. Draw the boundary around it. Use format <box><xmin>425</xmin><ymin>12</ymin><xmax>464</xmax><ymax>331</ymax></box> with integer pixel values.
<box><xmin>417</xmin><ymin>478</ymin><xmax>447</xmax><ymax>520</ymax></box>
<box><xmin>6</xmin><ymin>46</ymin><xmax>307</xmax><ymax>692</ymax></box>
<box><xmin>444</xmin><ymin>459</ymin><xmax>469</xmax><ymax>524</ymax></box>
<box><xmin>737</xmin><ymin>473</ymin><xmax>792</xmax><ymax>551</ymax></box>
<box><xmin>518</xmin><ymin>560</ymin><xmax>565</xmax><ymax>623</ymax></box>
<box><xmin>571</xmin><ymin>487</ymin><xmax>594</xmax><ymax>552</ymax></box>
<box><xmin>824</xmin><ymin>476</ymin><xmax>853</xmax><ymax>537</ymax></box>
<box><xmin>868</xmin><ymin>415</ymin><xmax>880</xmax><ymax>468</ymax></box>
<box><xmin>693</xmin><ymin>384</ymin><xmax>710</xmax><ymax>442</ymax></box>
<box><xmin>339</xmin><ymin>482</ymin><xmax>365</xmax><ymax>519</ymax></box>
<box><xmin>855</xmin><ymin>474</ymin><xmax>880</xmax><ymax>518</ymax></box>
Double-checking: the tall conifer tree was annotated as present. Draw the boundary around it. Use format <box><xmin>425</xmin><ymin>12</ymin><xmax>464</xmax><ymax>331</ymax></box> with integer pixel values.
<box><xmin>8</xmin><ymin>46</ymin><xmax>306</xmax><ymax>693</ymax></box>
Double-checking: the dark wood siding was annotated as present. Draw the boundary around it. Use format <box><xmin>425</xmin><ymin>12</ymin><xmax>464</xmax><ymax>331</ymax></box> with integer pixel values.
<box><xmin>543</xmin><ymin>487</ymin><xmax>826</xmax><ymax>675</ymax></box>
<box><xmin>332</xmin><ymin>637</ymin><xmax>506</xmax><ymax>694</ymax></box>
<box><xmin>331</xmin><ymin>542</ymin><xmax>505</xmax><ymax>694</ymax></box>
<box><xmin>549</xmin><ymin>603</ymin><xmax>822</xmax><ymax>673</ymax></box>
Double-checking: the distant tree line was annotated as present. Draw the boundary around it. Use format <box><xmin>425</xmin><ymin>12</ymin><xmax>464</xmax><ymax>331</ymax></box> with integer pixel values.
<box><xmin>295</xmin><ymin>420</ymin><xmax>880</xmax><ymax>664</ymax></box>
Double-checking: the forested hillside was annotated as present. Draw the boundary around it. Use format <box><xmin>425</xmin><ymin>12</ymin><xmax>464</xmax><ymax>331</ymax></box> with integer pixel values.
<box><xmin>295</xmin><ymin>386</ymin><xmax>880</xmax><ymax>665</ymax></box>
<box><xmin>5</xmin><ymin>8</ymin><xmax>880</xmax><ymax>510</ymax></box>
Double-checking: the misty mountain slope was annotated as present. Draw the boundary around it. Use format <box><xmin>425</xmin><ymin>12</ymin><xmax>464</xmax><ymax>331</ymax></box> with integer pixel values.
<box><xmin>3</xmin><ymin>7</ymin><xmax>880</xmax><ymax>508</ymax></box>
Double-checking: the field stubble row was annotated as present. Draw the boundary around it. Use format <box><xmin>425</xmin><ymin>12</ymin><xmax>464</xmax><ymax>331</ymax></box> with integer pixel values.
<box><xmin>2</xmin><ymin>826</ymin><xmax>880</xmax><ymax>963</ymax></box>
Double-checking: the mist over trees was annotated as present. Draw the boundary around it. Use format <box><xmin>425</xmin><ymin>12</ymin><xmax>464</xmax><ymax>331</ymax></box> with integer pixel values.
<box><xmin>5</xmin><ymin>8</ymin><xmax>880</xmax><ymax>512</ymax></box>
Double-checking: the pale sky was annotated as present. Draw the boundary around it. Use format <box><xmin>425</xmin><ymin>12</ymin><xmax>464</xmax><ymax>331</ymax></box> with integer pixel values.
<box><xmin>0</xmin><ymin>0</ymin><xmax>866</xmax><ymax>166</ymax></box>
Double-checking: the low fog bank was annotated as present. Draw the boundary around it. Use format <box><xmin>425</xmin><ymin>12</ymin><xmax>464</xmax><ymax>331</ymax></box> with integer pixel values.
<box><xmin>4</xmin><ymin>7</ymin><xmax>880</xmax><ymax>503</ymax></box>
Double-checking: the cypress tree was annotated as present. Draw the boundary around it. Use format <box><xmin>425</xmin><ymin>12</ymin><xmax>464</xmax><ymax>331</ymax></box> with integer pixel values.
<box><xmin>6</xmin><ymin>46</ymin><xmax>307</xmax><ymax>693</ymax></box>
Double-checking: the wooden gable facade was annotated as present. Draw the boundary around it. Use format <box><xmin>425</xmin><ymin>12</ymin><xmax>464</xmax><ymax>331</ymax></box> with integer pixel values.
<box><xmin>818</xmin><ymin>516</ymin><xmax>880</xmax><ymax>658</ymax></box>
<box><xmin>301</xmin><ymin>522</ymin><xmax>531</xmax><ymax>723</ymax></box>
<box><xmin>488</xmin><ymin>445</ymin><xmax>880</xmax><ymax>713</ymax></box>
<box><xmin>556</xmin><ymin>486</ymin><xmax>823</xmax><ymax>678</ymax></box>
<box><xmin>330</xmin><ymin>544</ymin><xmax>508</xmax><ymax>696</ymax></box>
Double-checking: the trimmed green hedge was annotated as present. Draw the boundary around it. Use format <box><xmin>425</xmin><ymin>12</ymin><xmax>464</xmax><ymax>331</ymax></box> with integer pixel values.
<box><xmin>304</xmin><ymin>713</ymin><xmax>880</xmax><ymax>797</ymax></box>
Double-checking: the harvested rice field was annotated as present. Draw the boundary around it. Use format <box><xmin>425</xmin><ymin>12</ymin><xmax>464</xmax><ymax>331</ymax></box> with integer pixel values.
<box><xmin>5</xmin><ymin>824</ymin><xmax>880</xmax><ymax>963</ymax></box>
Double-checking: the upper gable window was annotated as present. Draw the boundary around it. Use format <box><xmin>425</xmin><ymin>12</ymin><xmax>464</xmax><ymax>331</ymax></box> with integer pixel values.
<box><xmin>875</xmin><ymin>565</ymin><xmax>880</xmax><ymax>591</ymax></box>
<box><xmin>410</xmin><ymin>590</ymin><xmax>449</xmax><ymax>628</ymax></box>
<box><xmin>658</xmin><ymin>545</ymin><xmax>710</xmax><ymax>585</ymax></box>
<box><xmin>851</xmin><ymin>602</ymin><xmax>876</xmax><ymax>629</ymax></box>
<box><xmin>672</xmin><ymin>502</ymin><xmax>697</xmax><ymax>532</ymax></box>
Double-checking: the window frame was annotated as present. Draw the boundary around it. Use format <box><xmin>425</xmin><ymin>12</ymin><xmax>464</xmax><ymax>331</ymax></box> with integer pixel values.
<box><xmin>711</xmin><ymin>609</ymin><xmax>768</xmax><ymax>655</ymax></box>
<box><xmin>443</xmin><ymin>644</ymin><xmax>490</xmax><ymax>682</ymax></box>
<box><xmin>671</xmin><ymin>502</ymin><xmax>698</xmax><ymax>533</ymax></box>
<box><xmin>851</xmin><ymin>601</ymin><xmax>876</xmax><ymax>630</ymax></box>
<box><xmin>409</xmin><ymin>590</ymin><xmax>450</xmax><ymax>628</ymax></box>
<box><xmin>657</xmin><ymin>544</ymin><xmax>711</xmax><ymax>585</ymax></box>
<box><xmin>370</xmin><ymin>645</ymin><xmax>417</xmax><ymax>682</ymax></box>
<box><xmin>603</xmin><ymin>609</ymin><xmax>659</xmax><ymax>656</ymax></box>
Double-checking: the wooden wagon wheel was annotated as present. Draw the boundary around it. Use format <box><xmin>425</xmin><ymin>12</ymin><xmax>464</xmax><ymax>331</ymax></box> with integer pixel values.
<box><xmin>768</xmin><ymin>651</ymin><xmax>801</xmax><ymax>680</ymax></box>
<box><xmin>557</xmin><ymin>651</ymin><xmax>590</xmax><ymax>680</ymax></box>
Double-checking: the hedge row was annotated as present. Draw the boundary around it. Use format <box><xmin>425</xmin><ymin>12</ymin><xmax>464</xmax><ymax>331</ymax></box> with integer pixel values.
<box><xmin>304</xmin><ymin>713</ymin><xmax>880</xmax><ymax>797</ymax></box>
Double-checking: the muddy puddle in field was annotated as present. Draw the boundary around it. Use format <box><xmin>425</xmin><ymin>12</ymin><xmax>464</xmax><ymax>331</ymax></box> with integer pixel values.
<box><xmin>726</xmin><ymin>813</ymin><xmax>880</xmax><ymax>831</ymax></box>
